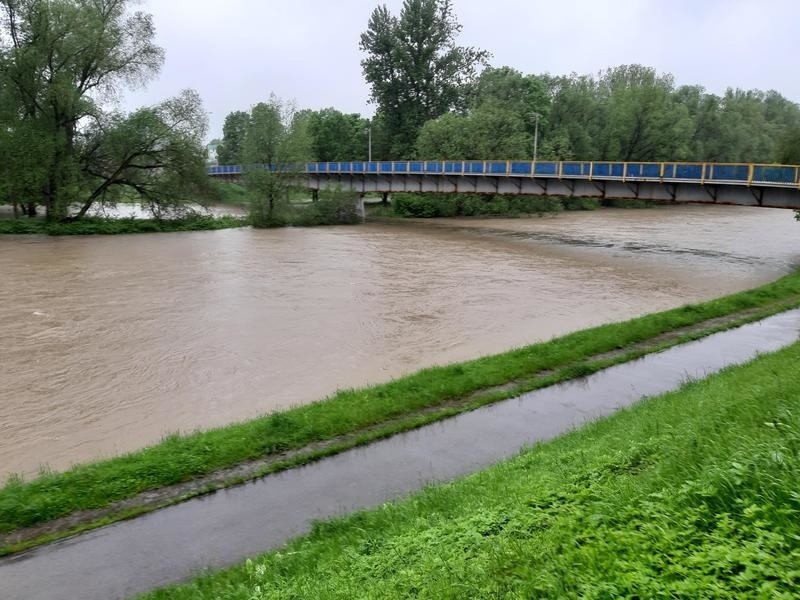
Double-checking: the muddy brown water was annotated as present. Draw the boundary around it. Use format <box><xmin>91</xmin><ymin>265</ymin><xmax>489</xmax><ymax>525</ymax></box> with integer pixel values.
<box><xmin>1</xmin><ymin>205</ymin><xmax>799</xmax><ymax>479</ymax></box>
<box><xmin>1</xmin><ymin>309</ymin><xmax>798</xmax><ymax>600</ymax></box>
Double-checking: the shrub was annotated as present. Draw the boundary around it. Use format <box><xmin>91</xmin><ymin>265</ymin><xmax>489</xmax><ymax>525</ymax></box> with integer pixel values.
<box><xmin>294</xmin><ymin>196</ymin><xmax>360</xmax><ymax>226</ymax></box>
<box><xmin>563</xmin><ymin>197</ymin><xmax>601</xmax><ymax>210</ymax></box>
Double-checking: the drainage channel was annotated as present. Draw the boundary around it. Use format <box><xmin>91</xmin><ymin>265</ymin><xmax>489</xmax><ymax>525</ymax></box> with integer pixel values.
<box><xmin>2</xmin><ymin>309</ymin><xmax>799</xmax><ymax>600</ymax></box>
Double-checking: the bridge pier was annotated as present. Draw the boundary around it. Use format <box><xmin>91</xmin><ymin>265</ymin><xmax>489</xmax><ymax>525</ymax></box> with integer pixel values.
<box><xmin>356</xmin><ymin>193</ymin><xmax>366</xmax><ymax>220</ymax></box>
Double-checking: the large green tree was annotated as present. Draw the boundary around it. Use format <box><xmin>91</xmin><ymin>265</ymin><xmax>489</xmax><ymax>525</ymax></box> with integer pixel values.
<box><xmin>0</xmin><ymin>0</ymin><xmax>208</xmax><ymax>220</ymax></box>
<box><xmin>416</xmin><ymin>104</ymin><xmax>530</xmax><ymax>160</ymax></box>
<box><xmin>306</xmin><ymin>108</ymin><xmax>368</xmax><ymax>161</ymax></box>
<box><xmin>216</xmin><ymin>110</ymin><xmax>249</xmax><ymax>165</ymax></box>
<box><xmin>360</xmin><ymin>0</ymin><xmax>489</xmax><ymax>158</ymax></box>
<box><xmin>595</xmin><ymin>65</ymin><xmax>692</xmax><ymax>162</ymax></box>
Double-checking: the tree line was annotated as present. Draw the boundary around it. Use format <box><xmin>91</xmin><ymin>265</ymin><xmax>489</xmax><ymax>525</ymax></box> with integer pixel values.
<box><xmin>215</xmin><ymin>0</ymin><xmax>800</xmax><ymax>167</ymax></box>
<box><xmin>3</xmin><ymin>0</ymin><xmax>799</xmax><ymax>225</ymax></box>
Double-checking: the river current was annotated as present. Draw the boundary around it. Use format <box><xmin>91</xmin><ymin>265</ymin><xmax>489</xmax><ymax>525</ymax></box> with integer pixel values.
<box><xmin>1</xmin><ymin>205</ymin><xmax>798</xmax><ymax>479</ymax></box>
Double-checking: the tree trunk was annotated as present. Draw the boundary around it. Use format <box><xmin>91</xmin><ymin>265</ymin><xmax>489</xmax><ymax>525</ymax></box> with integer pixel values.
<box><xmin>26</xmin><ymin>202</ymin><xmax>37</xmax><ymax>217</ymax></box>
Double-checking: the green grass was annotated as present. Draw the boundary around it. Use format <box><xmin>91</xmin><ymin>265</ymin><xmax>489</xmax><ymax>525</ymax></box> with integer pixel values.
<box><xmin>211</xmin><ymin>181</ymin><xmax>254</xmax><ymax>207</ymax></box>
<box><xmin>2</xmin><ymin>272</ymin><xmax>800</xmax><ymax>544</ymax></box>
<box><xmin>0</xmin><ymin>215</ymin><xmax>249</xmax><ymax>235</ymax></box>
<box><xmin>143</xmin><ymin>341</ymin><xmax>800</xmax><ymax>599</ymax></box>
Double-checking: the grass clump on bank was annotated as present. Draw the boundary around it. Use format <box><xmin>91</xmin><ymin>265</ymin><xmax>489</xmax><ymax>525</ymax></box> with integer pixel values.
<box><xmin>2</xmin><ymin>272</ymin><xmax>800</xmax><ymax>544</ymax></box>
<box><xmin>0</xmin><ymin>215</ymin><xmax>248</xmax><ymax>236</ymax></box>
<box><xmin>389</xmin><ymin>193</ymin><xmax>602</xmax><ymax>218</ymax></box>
<box><xmin>143</xmin><ymin>342</ymin><xmax>800</xmax><ymax>599</ymax></box>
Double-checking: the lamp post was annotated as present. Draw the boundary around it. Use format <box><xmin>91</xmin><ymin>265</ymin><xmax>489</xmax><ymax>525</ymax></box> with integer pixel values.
<box><xmin>531</xmin><ymin>112</ymin><xmax>540</xmax><ymax>163</ymax></box>
<box><xmin>366</xmin><ymin>120</ymin><xmax>372</xmax><ymax>162</ymax></box>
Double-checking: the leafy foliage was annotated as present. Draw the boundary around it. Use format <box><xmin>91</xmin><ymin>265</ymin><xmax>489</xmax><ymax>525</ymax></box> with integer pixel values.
<box><xmin>0</xmin><ymin>0</ymin><xmax>208</xmax><ymax>220</ymax></box>
<box><xmin>360</xmin><ymin>0</ymin><xmax>489</xmax><ymax>158</ymax></box>
<box><xmin>240</xmin><ymin>97</ymin><xmax>311</xmax><ymax>227</ymax></box>
<box><xmin>216</xmin><ymin>111</ymin><xmax>249</xmax><ymax>165</ymax></box>
<box><xmin>305</xmin><ymin>108</ymin><xmax>369</xmax><ymax>161</ymax></box>
<box><xmin>542</xmin><ymin>67</ymin><xmax>800</xmax><ymax>163</ymax></box>
<box><xmin>392</xmin><ymin>193</ymin><xmax>562</xmax><ymax>217</ymax></box>
<box><xmin>416</xmin><ymin>103</ymin><xmax>531</xmax><ymax>159</ymax></box>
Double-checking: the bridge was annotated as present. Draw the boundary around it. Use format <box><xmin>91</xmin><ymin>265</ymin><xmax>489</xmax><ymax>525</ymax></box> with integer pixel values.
<box><xmin>208</xmin><ymin>161</ymin><xmax>800</xmax><ymax>210</ymax></box>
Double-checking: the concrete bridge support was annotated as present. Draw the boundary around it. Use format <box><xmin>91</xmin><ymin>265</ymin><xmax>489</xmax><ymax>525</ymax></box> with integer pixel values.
<box><xmin>302</xmin><ymin>174</ymin><xmax>800</xmax><ymax>210</ymax></box>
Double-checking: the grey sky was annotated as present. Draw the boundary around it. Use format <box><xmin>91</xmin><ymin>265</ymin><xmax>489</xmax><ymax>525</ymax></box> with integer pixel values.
<box><xmin>123</xmin><ymin>0</ymin><xmax>800</xmax><ymax>140</ymax></box>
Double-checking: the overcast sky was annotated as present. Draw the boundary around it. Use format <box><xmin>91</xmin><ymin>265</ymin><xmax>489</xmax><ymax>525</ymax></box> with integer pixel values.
<box><xmin>122</xmin><ymin>0</ymin><xmax>800</xmax><ymax>140</ymax></box>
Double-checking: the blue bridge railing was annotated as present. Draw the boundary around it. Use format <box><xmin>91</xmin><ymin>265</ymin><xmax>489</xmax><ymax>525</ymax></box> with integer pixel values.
<box><xmin>208</xmin><ymin>161</ymin><xmax>800</xmax><ymax>188</ymax></box>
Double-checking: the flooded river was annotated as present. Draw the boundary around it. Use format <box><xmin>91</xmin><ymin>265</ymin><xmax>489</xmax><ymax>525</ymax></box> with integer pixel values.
<box><xmin>1</xmin><ymin>205</ymin><xmax>798</xmax><ymax>479</ymax></box>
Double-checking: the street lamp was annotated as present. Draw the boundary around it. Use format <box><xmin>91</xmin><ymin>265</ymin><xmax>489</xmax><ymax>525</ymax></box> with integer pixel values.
<box><xmin>531</xmin><ymin>112</ymin><xmax>540</xmax><ymax>163</ymax></box>
<box><xmin>366</xmin><ymin>120</ymin><xmax>372</xmax><ymax>162</ymax></box>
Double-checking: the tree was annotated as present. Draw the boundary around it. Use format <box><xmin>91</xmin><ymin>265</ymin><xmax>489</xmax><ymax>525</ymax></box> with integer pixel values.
<box><xmin>216</xmin><ymin>110</ymin><xmax>249</xmax><ymax>165</ymax></box>
<box><xmin>0</xmin><ymin>81</ymin><xmax>54</xmax><ymax>216</ymax></box>
<box><xmin>416</xmin><ymin>104</ymin><xmax>530</xmax><ymax>159</ymax></box>
<box><xmin>360</xmin><ymin>0</ymin><xmax>489</xmax><ymax>158</ymax></box>
<box><xmin>595</xmin><ymin>65</ymin><xmax>692</xmax><ymax>162</ymax></box>
<box><xmin>76</xmin><ymin>89</ymin><xmax>209</xmax><ymax>219</ymax></box>
<box><xmin>543</xmin><ymin>74</ymin><xmax>603</xmax><ymax>160</ymax></box>
<box><xmin>775</xmin><ymin>125</ymin><xmax>800</xmax><ymax>165</ymax></box>
<box><xmin>307</xmin><ymin>108</ymin><xmax>368</xmax><ymax>161</ymax></box>
<box><xmin>470</xmin><ymin>67</ymin><xmax>549</xmax><ymax>141</ymax></box>
<box><xmin>241</xmin><ymin>96</ymin><xmax>311</xmax><ymax>227</ymax></box>
<box><xmin>0</xmin><ymin>0</ymin><xmax>208</xmax><ymax>221</ymax></box>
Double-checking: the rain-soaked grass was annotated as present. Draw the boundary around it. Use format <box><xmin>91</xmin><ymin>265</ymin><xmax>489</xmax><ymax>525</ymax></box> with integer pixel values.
<box><xmin>143</xmin><ymin>341</ymin><xmax>800</xmax><ymax>599</ymax></box>
<box><xmin>1</xmin><ymin>271</ymin><xmax>800</xmax><ymax>543</ymax></box>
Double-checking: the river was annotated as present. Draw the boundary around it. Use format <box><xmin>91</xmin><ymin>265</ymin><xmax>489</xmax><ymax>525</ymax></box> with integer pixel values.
<box><xmin>1</xmin><ymin>204</ymin><xmax>798</xmax><ymax>479</ymax></box>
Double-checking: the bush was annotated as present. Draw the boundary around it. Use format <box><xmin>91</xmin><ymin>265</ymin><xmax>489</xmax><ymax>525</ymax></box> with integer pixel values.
<box><xmin>293</xmin><ymin>196</ymin><xmax>361</xmax><ymax>226</ymax></box>
<box><xmin>603</xmin><ymin>198</ymin><xmax>651</xmax><ymax>208</ymax></box>
<box><xmin>393</xmin><ymin>193</ymin><xmax>563</xmax><ymax>218</ymax></box>
<box><xmin>393</xmin><ymin>194</ymin><xmax>447</xmax><ymax>217</ymax></box>
<box><xmin>563</xmin><ymin>197</ymin><xmax>601</xmax><ymax>210</ymax></box>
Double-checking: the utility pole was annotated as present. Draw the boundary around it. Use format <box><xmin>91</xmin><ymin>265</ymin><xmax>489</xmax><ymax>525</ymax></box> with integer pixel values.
<box><xmin>531</xmin><ymin>112</ymin><xmax>540</xmax><ymax>162</ymax></box>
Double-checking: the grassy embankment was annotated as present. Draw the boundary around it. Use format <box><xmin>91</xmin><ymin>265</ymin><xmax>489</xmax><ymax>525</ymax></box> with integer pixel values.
<box><xmin>0</xmin><ymin>215</ymin><xmax>248</xmax><ymax>235</ymax></box>
<box><xmin>143</xmin><ymin>340</ymin><xmax>800</xmax><ymax>599</ymax></box>
<box><xmin>1</xmin><ymin>272</ymin><xmax>800</xmax><ymax>555</ymax></box>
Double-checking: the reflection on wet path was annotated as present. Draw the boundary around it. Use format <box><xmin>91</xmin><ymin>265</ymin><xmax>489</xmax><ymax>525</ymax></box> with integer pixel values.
<box><xmin>1</xmin><ymin>309</ymin><xmax>798</xmax><ymax>600</ymax></box>
<box><xmin>1</xmin><ymin>205</ymin><xmax>798</xmax><ymax>477</ymax></box>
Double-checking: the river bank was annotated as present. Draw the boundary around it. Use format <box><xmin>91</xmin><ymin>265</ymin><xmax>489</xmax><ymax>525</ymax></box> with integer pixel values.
<box><xmin>0</xmin><ymin>215</ymin><xmax>249</xmax><ymax>235</ymax></box>
<box><xmin>141</xmin><ymin>335</ymin><xmax>800</xmax><ymax>599</ymax></box>
<box><xmin>2</xmin><ymin>272</ymin><xmax>800</xmax><ymax>556</ymax></box>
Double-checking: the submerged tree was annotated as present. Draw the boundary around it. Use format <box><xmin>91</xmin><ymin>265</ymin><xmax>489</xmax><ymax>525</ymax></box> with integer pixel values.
<box><xmin>0</xmin><ymin>0</ymin><xmax>209</xmax><ymax>220</ymax></box>
<box><xmin>360</xmin><ymin>0</ymin><xmax>489</xmax><ymax>158</ymax></box>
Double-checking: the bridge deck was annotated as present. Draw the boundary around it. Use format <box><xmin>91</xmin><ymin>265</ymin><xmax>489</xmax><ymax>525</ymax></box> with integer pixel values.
<box><xmin>209</xmin><ymin>160</ymin><xmax>800</xmax><ymax>188</ymax></box>
<box><xmin>208</xmin><ymin>161</ymin><xmax>800</xmax><ymax>209</ymax></box>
